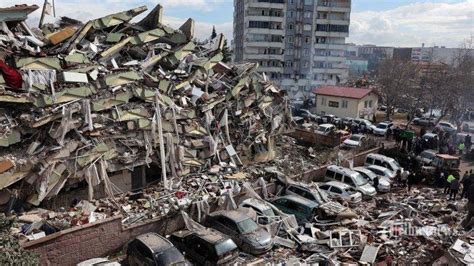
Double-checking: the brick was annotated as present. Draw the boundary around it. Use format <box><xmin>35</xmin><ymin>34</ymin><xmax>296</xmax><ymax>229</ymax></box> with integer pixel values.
<box><xmin>0</xmin><ymin>159</ymin><xmax>14</xmax><ymax>173</ymax></box>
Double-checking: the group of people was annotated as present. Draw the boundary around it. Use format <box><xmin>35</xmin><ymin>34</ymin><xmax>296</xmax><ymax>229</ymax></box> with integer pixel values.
<box><xmin>460</xmin><ymin>170</ymin><xmax>474</xmax><ymax>229</ymax></box>
<box><xmin>442</xmin><ymin>170</ymin><xmax>474</xmax><ymax>202</ymax></box>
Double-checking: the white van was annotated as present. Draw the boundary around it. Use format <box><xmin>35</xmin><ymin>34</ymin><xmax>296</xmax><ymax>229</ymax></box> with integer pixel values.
<box><xmin>364</xmin><ymin>153</ymin><xmax>406</xmax><ymax>177</ymax></box>
<box><xmin>324</xmin><ymin>165</ymin><xmax>377</xmax><ymax>198</ymax></box>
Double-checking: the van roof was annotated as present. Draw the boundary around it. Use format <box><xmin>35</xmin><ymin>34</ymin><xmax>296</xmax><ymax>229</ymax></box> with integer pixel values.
<box><xmin>367</xmin><ymin>153</ymin><xmax>394</xmax><ymax>161</ymax></box>
<box><xmin>327</xmin><ymin>165</ymin><xmax>359</xmax><ymax>177</ymax></box>
<box><xmin>323</xmin><ymin>181</ymin><xmax>352</xmax><ymax>190</ymax></box>
<box><xmin>366</xmin><ymin>164</ymin><xmax>392</xmax><ymax>172</ymax></box>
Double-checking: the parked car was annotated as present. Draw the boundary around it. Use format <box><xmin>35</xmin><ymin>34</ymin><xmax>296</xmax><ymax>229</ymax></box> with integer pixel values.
<box><xmin>315</xmin><ymin>124</ymin><xmax>336</xmax><ymax>135</ymax></box>
<box><xmin>282</xmin><ymin>182</ymin><xmax>357</xmax><ymax>220</ymax></box>
<box><xmin>324</xmin><ymin>165</ymin><xmax>377</xmax><ymax>198</ymax></box>
<box><xmin>373</xmin><ymin>122</ymin><xmax>392</xmax><ymax>136</ymax></box>
<box><xmin>421</xmin><ymin>133</ymin><xmax>439</xmax><ymax>150</ymax></box>
<box><xmin>342</xmin><ymin>117</ymin><xmax>354</xmax><ymax>126</ymax></box>
<box><xmin>436</xmin><ymin>122</ymin><xmax>457</xmax><ymax>134</ymax></box>
<box><xmin>127</xmin><ymin>233</ymin><xmax>187</xmax><ymax>266</ymax></box>
<box><xmin>415</xmin><ymin>149</ymin><xmax>437</xmax><ymax>166</ymax></box>
<box><xmin>321</xmin><ymin>114</ymin><xmax>337</xmax><ymax>124</ymax></box>
<box><xmin>299</xmin><ymin>109</ymin><xmax>319</xmax><ymax>122</ymax></box>
<box><xmin>364</xmin><ymin>153</ymin><xmax>406</xmax><ymax>177</ymax></box>
<box><xmin>365</xmin><ymin>165</ymin><xmax>397</xmax><ymax>180</ymax></box>
<box><xmin>239</xmin><ymin>198</ymin><xmax>278</xmax><ymax>225</ymax></box>
<box><xmin>204</xmin><ymin>210</ymin><xmax>273</xmax><ymax>255</ymax></box>
<box><xmin>169</xmin><ymin>228</ymin><xmax>238</xmax><ymax>265</ymax></box>
<box><xmin>352</xmin><ymin>167</ymin><xmax>391</xmax><ymax>192</ymax></box>
<box><xmin>271</xmin><ymin>195</ymin><xmax>318</xmax><ymax>224</ymax></box>
<box><xmin>352</xmin><ymin>119</ymin><xmax>376</xmax><ymax>133</ymax></box>
<box><xmin>318</xmin><ymin>181</ymin><xmax>362</xmax><ymax>205</ymax></box>
<box><xmin>342</xmin><ymin>134</ymin><xmax>367</xmax><ymax>149</ymax></box>
<box><xmin>413</xmin><ymin>117</ymin><xmax>436</xmax><ymax>126</ymax></box>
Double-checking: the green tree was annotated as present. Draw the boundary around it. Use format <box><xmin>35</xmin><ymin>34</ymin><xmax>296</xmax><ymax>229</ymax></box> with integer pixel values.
<box><xmin>222</xmin><ymin>39</ymin><xmax>232</xmax><ymax>63</ymax></box>
<box><xmin>211</xmin><ymin>26</ymin><xmax>217</xmax><ymax>39</ymax></box>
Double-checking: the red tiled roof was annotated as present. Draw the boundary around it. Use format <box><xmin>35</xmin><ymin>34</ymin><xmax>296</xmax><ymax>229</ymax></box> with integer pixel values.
<box><xmin>312</xmin><ymin>86</ymin><xmax>373</xmax><ymax>99</ymax></box>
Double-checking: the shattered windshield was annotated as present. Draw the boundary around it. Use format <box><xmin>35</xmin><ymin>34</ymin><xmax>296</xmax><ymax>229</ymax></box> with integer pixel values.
<box><xmin>237</xmin><ymin>218</ymin><xmax>259</xmax><ymax>234</ymax></box>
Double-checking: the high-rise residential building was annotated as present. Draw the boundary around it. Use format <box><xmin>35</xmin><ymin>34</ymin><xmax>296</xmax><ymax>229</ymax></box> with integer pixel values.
<box><xmin>233</xmin><ymin>0</ymin><xmax>352</xmax><ymax>101</ymax></box>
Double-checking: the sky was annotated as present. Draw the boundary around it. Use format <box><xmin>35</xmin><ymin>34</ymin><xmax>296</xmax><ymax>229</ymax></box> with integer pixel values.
<box><xmin>3</xmin><ymin>0</ymin><xmax>473</xmax><ymax>48</ymax></box>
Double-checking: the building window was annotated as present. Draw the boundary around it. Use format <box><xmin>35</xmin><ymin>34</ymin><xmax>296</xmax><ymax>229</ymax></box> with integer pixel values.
<box><xmin>304</xmin><ymin>49</ymin><xmax>309</xmax><ymax>56</ymax></box>
<box><xmin>364</xmin><ymin>100</ymin><xmax>368</xmax><ymax>108</ymax></box>
<box><xmin>288</xmin><ymin>36</ymin><xmax>294</xmax><ymax>43</ymax></box>
<box><xmin>305</xmin><ymin>37</ymin><xmax>310</xmax><ymax>43</ymax></box>
<box><xmin>321</xmin><ymin>97</ymin><xmax>327</xmax><ymax>106</ymax></box>
<box><xmin>304</xmin><ymin>12</ymin><xmax>312</xmax><ymax>18</ymax></box>
<box><xmin>289</xmin><ymin>11</ymin><xmax>294</xmax><ymax>18</ymax></box>
<box><xmin>288</xmin><ymin>23</ymin><xmax>294</xmax><ymax>30</ymax></box>
<box><xmin>369</xmin><ymin>100</ymin><xmax>373</xmax><ymax>108</ymax></box>
<box><xmin>303</xmin><ymin>61</ymin><xmax>309</xmax><ymax>68</ymax></box>
<box><xmin>304</xmin><ymin>0</ymin><xmax>313</xmax><ymax>5</ymax></box>
<box><xmin>287</xmin><ymin>48</ymin><xmax>294</xmax><ymax>55</ymax></box>
<box><xmin>342</xmin><ymin>100</ymin><xmax>348</xmax><ymax>108</ymax></box>
<box><xmin>303</xmin><ymin>24</ymin><xmax>312</xmax><ymax>31</ymax></box>
<box><xmin>328</xmin><ymin>101</ymin><xmax>339</xmax><ymax>108</ymax></box>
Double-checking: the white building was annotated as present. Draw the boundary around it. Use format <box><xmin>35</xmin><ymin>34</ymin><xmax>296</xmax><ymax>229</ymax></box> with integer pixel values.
<box><xmin>313</xmin><ymin>86</ymin><xmax>378</xmax><ymax>120</ymax></box>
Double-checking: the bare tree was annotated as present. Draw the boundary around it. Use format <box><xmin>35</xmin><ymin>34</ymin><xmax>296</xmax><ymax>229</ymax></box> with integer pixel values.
<box><xmin>375</xmin><ymin>59</ymin><xmax>419</xmax><ymax>121</ymax></box>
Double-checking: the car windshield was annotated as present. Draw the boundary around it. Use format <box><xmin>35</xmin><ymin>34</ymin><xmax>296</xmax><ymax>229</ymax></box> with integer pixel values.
<box><xmin>215</xmin><ymin>239</ymin><xmax>238</xmax><ymax>256</ymax></box>
<box><xmin>262</xmin><ymin>208</ymin><xmax>275</xmax><ymax>217</ymax></box>
<box><xmin>364</xmin><ymin>120</ymin><xmax>373</xmax><ymax>126</ymax></box>
<box><xmin>318</xmin><ymin>126</ymin><xmax>329</xmax><ymax>131</ymax></box>
<box><xmin>353</xmin><ymin>173</ymin><xmax>368</xmax><ymax>186</ymax></box>
<box><xmin>422</xmin><ymin>152</ymin><xmax>436</xmax><ymax>160</ymax></box>
<box><xmin>350</xmin><ymin>135</ymin><xmax>362</xmax><ymax>141</ymax></box>
<box><xmin>155</xmin><ymin>247</ymin><xmax>186</xmax><ymax>265</ymax></box>
<box><xmin>384</xmin><ymin>169</ymin><xmax>393</xmax><ymax>176</ymax></box>
<box><xmin>346</xmin><ymin>187</ymin><xmax>358</xmax><ymax>194</ymax></box>
<box><xmin>377</xmin><ymin>124</ymin><xmax>388</xmax><ymax>129</ymax></box>
<box><xmin>237</xmin><ymin>218</ymin><xmax>259</xmax><ymax>234</ymax></box>
<box><xmin>389</xmin><ymin>160</ymin><xmax>401</xmax><ymax>170</ymax></box>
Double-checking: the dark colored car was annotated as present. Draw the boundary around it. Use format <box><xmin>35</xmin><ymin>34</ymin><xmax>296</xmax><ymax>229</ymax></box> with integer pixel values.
<box><xmin>271</xmin><ymin>195</ymin><xmax>318</xmax><ymax>224</ymax></box>
<box><xmin>205</xmin><ymin>210</ymin><xmax>273</xmax><ymax>255</ymax></box>
<box><xmin>127</xmin><ymin>233</ymin><xmax>187</xmax><ymax>266</ymax></box>
<box><xmin>169</xmin><ymin>229</ymin><xmax>238</xmax><ymax>265</ymax></box>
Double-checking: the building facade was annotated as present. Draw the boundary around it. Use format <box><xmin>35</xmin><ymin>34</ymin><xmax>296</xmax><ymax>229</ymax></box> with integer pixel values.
<box><xmin>313</xmin><ymin>86</ymin><xmax>378</xmax><ymax>120</ymax></box>
<box><xmin>233</xmin><ymin>0</ymin><xmax>352</xmax><ymax>101</ymax></box>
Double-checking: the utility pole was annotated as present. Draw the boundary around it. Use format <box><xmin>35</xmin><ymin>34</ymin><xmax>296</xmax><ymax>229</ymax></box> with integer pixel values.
<box><xmin>38</xmin><ymin>0</ymin><xmax>48</xmax><ymax>28</ymax></box>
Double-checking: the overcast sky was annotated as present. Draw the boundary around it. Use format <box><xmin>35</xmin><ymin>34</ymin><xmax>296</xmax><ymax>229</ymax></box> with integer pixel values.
<box><xmin>3</xmin><ymin>0</ymin><xmax>473</xmax><ymax>48</ymax></box>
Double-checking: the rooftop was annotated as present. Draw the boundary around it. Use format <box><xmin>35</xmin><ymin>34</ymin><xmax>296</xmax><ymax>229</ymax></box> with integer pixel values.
<box><xmin>313</xmin><ymin>86</ymin><xmax>374</xmax><ymax>99</ymax></box>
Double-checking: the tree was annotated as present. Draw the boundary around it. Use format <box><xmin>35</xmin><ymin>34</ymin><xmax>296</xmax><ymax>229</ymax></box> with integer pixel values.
<box><xmin>222</xmin><ymin>39</ymin><xmax>232</xmax><ymax>63</ymax></box>
<box><xmin>375</xmin><ymin>59</ymin><xmax>420</xmax><ymax>121</ymax></box>
<box><xmin>211</xmin><ymin>26</ymin><xmax>217</xmax><ymax>39</ymax></box>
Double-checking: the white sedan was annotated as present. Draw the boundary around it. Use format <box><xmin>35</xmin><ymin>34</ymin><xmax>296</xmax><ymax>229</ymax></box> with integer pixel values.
<box><xmin>342</xmin><ymin>134</ymin><xmax>367</xmax><ymax>149</ymax></box>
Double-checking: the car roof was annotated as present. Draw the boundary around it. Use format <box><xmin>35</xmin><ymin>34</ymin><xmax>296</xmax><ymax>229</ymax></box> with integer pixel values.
<box><xmin>378</xmin><ymin>122</ymin><xmax>389</xmax><ymax>126</ymax></box>
<box><xmin>322</xmin><ymin>181</ymin><xmax>352</xmax><ymax>190</ymax></box>
<box><xmin>136</xmin><ymin>233</ymin><xmax>173</xmax><ymax>253</ymax></box>
<box><xmin>436</xmin><ymin>154</ymin><xmax>460</xmax><ymax>160</ymax></box>
<box><xmin>423</xmin><ymin>133</ymin><xmax>437</xmax><ymax>137</ymax></box>
<box><xmin>172</xmin><ymin>229</ymin><xmax>228</xmax><ymax>244</ymax></box>
<box><xmin>319</xmin><ymin>123</ymin><xmax>334</xmax><ymax>127</ymax></box>
<box><xmin>421</xmin><ymin>149</ymin><xmax>437</xmax><ymax>154</ymax></box>
<box><xmin>367</xmin><ymin>153</ymin><xmax>394</xmax><ymax>161</ymax></box>
<box><xmin>327</xmin><ymin>165</ymin><xmax>359</xmax><ymax>176</ymax></box>
<box><xmin>366</xmin><ymin>165</ymin><xmax>391</xmax><ymax>172</ymax></box>
<box><xmin>351</xmin><ymin>134</ymin><xmax>365</xmax><ymax>138</ymax></box>
<box><xmin>274</xmin><ymin>195</ymin><xmax>318</xmax><ymax>208</ymax></box>
<box><xmin>240</xmin><ymin>198</ymin><xmax>272</xmax><ymax>211</ymax></box>
<box><xmin>209</xmin><ymin>210</ymin><xmax>250</xmax><ymax>223</ymax></box>
<box><xmin>353</xmin><ymin>167</ymin><xmax>375</xmax><ymax>175</ymax></box>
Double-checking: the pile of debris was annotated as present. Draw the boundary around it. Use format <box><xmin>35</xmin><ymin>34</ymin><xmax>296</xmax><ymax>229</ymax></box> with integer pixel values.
<box><xmin>0</xmin><ymin>4</ymin><xmax>291</xmax><ymax>210</ymax></box>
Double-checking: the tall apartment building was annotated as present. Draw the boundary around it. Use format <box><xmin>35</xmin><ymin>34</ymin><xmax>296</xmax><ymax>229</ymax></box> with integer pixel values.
<box><xmin>233</xmin><ymin>0</ymin><xmax>352</xmax><ymax>101</ymax></box>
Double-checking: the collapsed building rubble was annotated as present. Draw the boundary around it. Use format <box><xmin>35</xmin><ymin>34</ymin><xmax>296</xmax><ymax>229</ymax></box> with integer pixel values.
<box><xmin>0</xmin><ymin>3</ymin><xmax>471</xmax><ymax>265</ymax></box>
<box><xmin>0</xmin><ymin>4</ymin><xmax>291</xmax><ymax>211</ymax></box>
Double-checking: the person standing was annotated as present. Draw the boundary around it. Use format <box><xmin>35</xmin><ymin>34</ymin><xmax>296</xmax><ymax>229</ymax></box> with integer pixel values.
<box><xmin>462</xmin><ymin>183</ymin><xmax>474</xmax><ymax>229</ymax></box>
<box><xmin>445</xmin><ymin>173</ymin><xmax>455</xmax><ymax>194</ymax></box>
<box><xmin>449</xmin><ymin>177</ymin><xmax>460</xmax><ymax>200</ymax></box>
<box><xmin>462</xmin><ymin>171</ymin><xmax>472</xmax><ymax>198</ymax></box>
<box><xmin>458</xmin><ymin>142</ymin><xmax>465</xmax><ymax>156</ymax></box>
<box><xmin>466</xmin><ymin>134</ymin><xmax>472</xmax><ymax>153</ymax></box>
<box><xmin>407</xmin><ymin>171</ymin><xmax>416</xmax><ymax>192</ymax></box>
